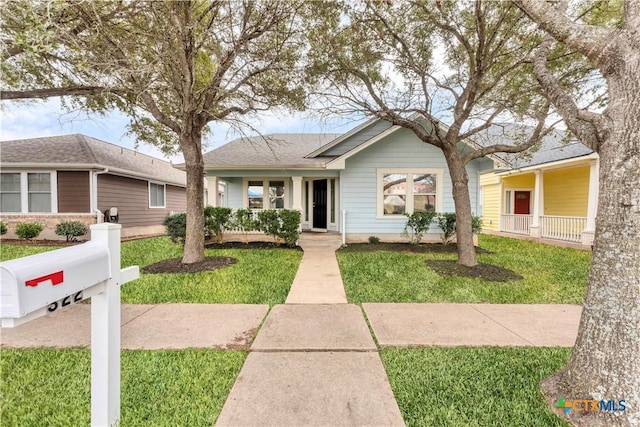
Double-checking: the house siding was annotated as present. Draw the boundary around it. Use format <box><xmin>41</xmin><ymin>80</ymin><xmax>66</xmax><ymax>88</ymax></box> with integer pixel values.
<box><xmin>57</xmin><ymin>171</ymin><xmax>90</xmax><ymax>213</ymax></box>
<box><xmin>321</xmin><ymin>120</ymin><xmax>393</xmax><ymax>156</ymax></box>
<box><xmin>340</xmin><ymin>127</ymin><xmax>479</xmax><ymax>235</ymax></box>
<box><xmin>502</xmin><ymin>173</ymin><xmax>535</xmax><ymax>189</ymax></box>
<box><xmin>544</xmin><ymin>166</ymin><xmax>589</xmax><ymax>217</ymax></box>
<box><xmin>480</xmin><ymin>173</ymin><xmax>500</xmax><ymax>231</ymax></box>
<box><xmin>97</xmin><ymin>174</ymin><xmax>186</xmax><ymax>229</ymax></box>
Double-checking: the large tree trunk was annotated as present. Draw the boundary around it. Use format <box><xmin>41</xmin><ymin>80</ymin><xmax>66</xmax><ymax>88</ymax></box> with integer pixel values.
<box><xmin>180</xmin><ymin>130</ymin><xmax>205</xmax><ymax>264</ymax></box>
<box><xmin>542</xmin><ymin>70</ymin><xmax>640</xmax><ymax>427</ymax></box>
<box><xmin>443</xmin><ymin>149</ymin><xmax>478</xmax><ymax>267</ymax></box>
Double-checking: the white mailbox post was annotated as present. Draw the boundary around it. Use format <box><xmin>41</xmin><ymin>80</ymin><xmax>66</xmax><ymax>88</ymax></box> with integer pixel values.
<box><xmin>0</xmin><ymin>223</ymin><xmax>139</xmax><ymax>427</ymax></box>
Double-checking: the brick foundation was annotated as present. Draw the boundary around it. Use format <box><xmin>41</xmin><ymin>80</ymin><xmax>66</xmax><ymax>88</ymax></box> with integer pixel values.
<box><xmin>1</xmin><ymin>214</ymin><xmax>97</xmax><ymax>240</ymax></box>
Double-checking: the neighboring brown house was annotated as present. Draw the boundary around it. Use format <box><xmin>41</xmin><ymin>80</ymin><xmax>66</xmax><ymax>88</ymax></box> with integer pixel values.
<box><xmin>0</xmin><ymin>134</ymin><xmax>187</xmax><ymax>239</ymax></box>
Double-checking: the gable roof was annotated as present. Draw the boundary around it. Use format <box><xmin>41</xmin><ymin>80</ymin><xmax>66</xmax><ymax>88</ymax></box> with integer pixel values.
<box><xmin>201</xmin><ymin>133</ymin><xmax>340</xmax><ymax>169</ymax></box>
<box><xmin>476</xmin><ymin>124</ymin><xmax>595</xmax><ymax>171</ymax></box>
<box><xmin>0</xmin><ymin>134</ymin><xmax>186</xmax><ymax>186</ymax></box>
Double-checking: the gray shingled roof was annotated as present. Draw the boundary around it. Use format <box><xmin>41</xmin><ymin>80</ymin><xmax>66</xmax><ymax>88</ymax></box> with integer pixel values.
<box><xmin>202</xmin><ymin>133</ymin><xmax>341</xmax><ymax>168</ymax></box>
<box><xmin>473</xmin><ymin>123</ymin><xmax>594</xmax><ymax>170</ymax></box>
<box><xmin>0</xmin><ymin>134</ymin><xmax>186</xmax><ymax>186</ymax></box>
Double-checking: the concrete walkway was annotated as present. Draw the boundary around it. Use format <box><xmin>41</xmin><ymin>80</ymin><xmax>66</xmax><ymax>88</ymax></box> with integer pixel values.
<box><xmin>0</xmin><ymin>232</ymin><xmax>583</xmax><ymax>426</ymax></box>
<box><xmin>285</xmin><ymin>232</ymin><xmax>347</xmax><ymax>304</ymax></box>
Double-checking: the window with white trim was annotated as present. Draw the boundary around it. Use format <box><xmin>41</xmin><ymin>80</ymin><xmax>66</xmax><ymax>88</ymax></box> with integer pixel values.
<box><xmin>149</xmin><ymin>182</ymin><xmax>166</xmax><ymax>208</ymax></box>
<box><xmin>378</xmin><ymin>169</ymin><xmax>442</xmax><ymax>217</ymax></box>
<box><xmin>245</xmin><ymin>179</ymin><xmax>288</xmax><ymax>209</ymax></box>
<box><xmin>0</xmin><ymin>172</ymin><xmax>55</xmax><ymax>213</ymax></box>
<box><xmin>0</xmin><ymin>173</ymin><xmax>21</xmax><ymax>212</ymax></box>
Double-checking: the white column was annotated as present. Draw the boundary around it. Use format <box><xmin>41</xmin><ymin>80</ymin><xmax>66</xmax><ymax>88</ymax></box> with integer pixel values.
<box><xmin>582</xmin><ymin>158</ymin><xmax>599</xmax><ymax>245</ymax></box>
<box><xmin>206</xmin><ymin>176</ymin><xmax>218</xmax><ymax>207</ymax></box>
<box><xmin>90</xmin><ymin>223</ymin><xmax>122</xmax><ymax>427</ymax></box>
<box><xmin>292</xmin><ymin>176</ymin><xmax>303</xmax><ymax>210</ymax></box>
<box><xmin>530</xmin><ymin>170</ymin><xmax>543</xmax><ymax>237</ymax></box>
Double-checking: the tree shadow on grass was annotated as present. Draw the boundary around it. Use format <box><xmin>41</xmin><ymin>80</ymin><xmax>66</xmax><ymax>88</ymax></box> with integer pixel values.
<box><xmin>141</xmin><ymin>256</ymin><xmax>237</xmax><ymax>274</ymax></box>
<box><xmin>425</xmin><ymin>259</ymin><xmax>523</xmax><ymax>282</ymax></box>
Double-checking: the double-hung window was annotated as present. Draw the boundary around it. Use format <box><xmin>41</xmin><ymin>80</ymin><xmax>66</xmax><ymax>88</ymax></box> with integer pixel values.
<box><xmin>245</xmin><ymin>179</ymin><xmax>287</xmax><ymax>209</ymax></box>
<box><xmin>0</xmin><ymin>172</ymin><xmax>56</xmax><ymax>213</ymax></box>
<box><xmin>378</xmin><ymin>169</ymin><xmax>442</xmax><ymax>217</ymax></box>
<box><xmin>149</xmin><ymin>182</ymin><xmax>166</xmax><ymax>208</ymax></box>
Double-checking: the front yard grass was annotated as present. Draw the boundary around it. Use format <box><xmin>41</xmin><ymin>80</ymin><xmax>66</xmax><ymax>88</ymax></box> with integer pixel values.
<box><xmin>337</xmin><ymin>234</ymin><xmax>591</xmax><ymax>304</ymax></box>
<box><xmin>0</xmin><ymin>348</ymin><xmax>245</xmax><ymax>426</ymax></box>
<box><xmin>0</xmin><ymin>236</ymin><xmax>303</xmax><ymax>305</ymax></box>
<box><xmin>382</xmin><ymin>347</ymin><xmax>570</xmax><ymax>427</ymax></box>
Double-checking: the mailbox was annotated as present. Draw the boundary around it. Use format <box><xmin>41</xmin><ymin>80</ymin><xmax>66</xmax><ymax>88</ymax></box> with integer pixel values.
<box><xmin>0</xmin><ymin>241</ymin><xmax>110</xmax><ymax>321</ymax></box>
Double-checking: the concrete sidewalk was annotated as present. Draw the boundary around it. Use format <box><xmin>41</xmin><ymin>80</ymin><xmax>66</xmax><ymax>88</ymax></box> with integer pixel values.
<box><xmin>285</xmin><ymin>232</ymin><xmax>347</xmax><ymax>304</ymax></box>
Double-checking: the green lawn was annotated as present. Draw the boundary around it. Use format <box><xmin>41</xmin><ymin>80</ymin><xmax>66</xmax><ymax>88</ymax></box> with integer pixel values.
<box><xmin>0</xmin><ymin>348</ymin><xmax>245</xmax><ymax>426</ymax></box>
<box><xmin>338</xmin><ymin>234</ymin><xmax>591</xmax><ymax>304</ymax></box>
<box><xmin>382</xmin><ymin>347</ymin><xmax>570</xmax><ymax>427</ymax></box>
<box><xmin>0</xmin><ymin>237</ymin><xmax>302</xmax><ymax>305</ymax></box>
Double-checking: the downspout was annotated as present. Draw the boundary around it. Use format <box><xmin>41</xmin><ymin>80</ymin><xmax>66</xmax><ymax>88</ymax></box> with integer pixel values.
<box><xmin>92</xmin><ymin>169</ymin><xmax>109</xmax><ymax>223</ymax></box>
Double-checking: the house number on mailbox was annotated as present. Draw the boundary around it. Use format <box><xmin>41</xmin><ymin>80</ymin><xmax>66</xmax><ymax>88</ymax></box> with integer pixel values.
<box><xmin>47</xmin><ymin>291</ymin><xmax>83</xmax><ymax>313</ymax></box>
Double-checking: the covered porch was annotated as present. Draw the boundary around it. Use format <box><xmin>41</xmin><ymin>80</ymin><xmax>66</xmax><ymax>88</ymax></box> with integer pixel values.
<box><xmin>489</xmin><ymin>155</ymin><xmax>599</xmax><ymax>247</ymax></box>
<box><xmin>205</xmin><ymin>172</ymin><xmax>341</xmax><ymax>234</ymax></box>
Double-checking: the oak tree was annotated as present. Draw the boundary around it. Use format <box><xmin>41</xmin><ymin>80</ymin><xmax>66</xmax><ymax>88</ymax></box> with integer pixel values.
<box><xmin>1</xmin><ymin>0</ymin><xmax>308</xmax><ymax>263</ymax></box>
<box><xmin>514</xmin><ymin>1</ymin><xmax>639</xmax><ymax>425</ymax></box>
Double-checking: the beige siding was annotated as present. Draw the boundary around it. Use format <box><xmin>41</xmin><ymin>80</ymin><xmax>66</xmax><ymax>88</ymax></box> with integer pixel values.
<box><xmin>57</xmin><ymin>171</ymin><xmax>90</xmax><ymax>213</ymax></box>
<box><xmin>97</xmin><ymin>174</ymin><xmax>186</xmax><ymax>228</ymax></box>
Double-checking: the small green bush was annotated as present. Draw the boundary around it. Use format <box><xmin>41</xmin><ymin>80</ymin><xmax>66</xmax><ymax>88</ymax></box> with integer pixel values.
<box><xmin>278</xmin><ymin>209</ymin><xmax>301</xmax><ymax>247</ymax></box>
<box><xmin>437</xmin><ymin>212</ymin><xmax>483</xmax><ymax>245</ymax></box>
<box><xmin>55</xmin><ymin>221</ymin><xmax>89</xmax><ymax>242</ymax></box>
<box><xmin>256</xmin><ymin>209</ymin><xmax>281</xmax><ymax>242</ymax></box>
<box><xmin>15</xmin><ymin>222</ymin><xmax>43</xmax><ymax>240</ymax></box>
<box><xmin>368</xmin><ymin>236</ymin><xmax>380</xmax><ymax>244</ymax></box>
<box><xmin>0</xmin><ymin>220</ymin><xmax>7</xmax><ymax>235</ymax></box>
<box><xmin>204</xmin><ymin>206</ymin><xmax>232</xmax><ymax>243</ymax></box>
<box><xmin>403</xmin><ymin>211</ymin><xmax>437</xmax><ymax>244</ymax></box>
<box><xmin>233</xmin><ymin>208</ymin><xmax>257</xmax><ymax>243</ymax></box>
<box><xmin>163</xmin><ymin>213</ymin><xmax>186</xmax><ymax>244</ymax></box>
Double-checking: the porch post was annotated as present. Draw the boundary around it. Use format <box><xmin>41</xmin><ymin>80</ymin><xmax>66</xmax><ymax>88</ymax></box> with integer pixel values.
<box><xmin>497</xmin><ymin>178</ymin><xmax>503</xmax><ymax>231</ymax></box>
<box><xmin>582</xmin><ymin>158</ymin><xmax>599</xmax><ymax>246</ymax></box>
<box><xmin>529</xmin><ymin>170</ymin><xmax>543</xmax><ymax>237</ymax></box>
<box><xmin>206</xmin><ymin>175</ymin><xmax>218</xmax><ymax>207</ymax></box>
<box><xmin>291</xmin><ymin>176</ymin><xmax>303</xmax><ymax>210</ymax></box>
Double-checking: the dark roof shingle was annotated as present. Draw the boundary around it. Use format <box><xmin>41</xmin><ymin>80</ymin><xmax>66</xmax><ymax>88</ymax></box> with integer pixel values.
<box><xmin>0</xmin><ymin>134</ymin><xmax>186</xmax><ymax>186</ymax></box>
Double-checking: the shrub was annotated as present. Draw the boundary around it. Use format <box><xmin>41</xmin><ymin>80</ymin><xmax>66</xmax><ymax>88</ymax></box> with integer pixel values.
<box><xmin>278</xmin><ymin>209</ymin><xmax>301</xmax><ymax>247</ymax></box>
<box><xmin>437</xmin><ymin>212</ymin><xmax>483</xmax><ymax>245</ymax></box>
<box><xmin>204</xmin><ymin>206</ymin><xmax>233</xmax><ymax>243</ymax></box>
<box><xmin>55</xmin><ymin>221</ymin><xmax>89</xmax><ymax>242</ymax></box>
<box><xmin>15</xmin><ymin>222</ymin><xmax>43</xmax><ymax>240</ymax></box>
<box><xmin>402</xmin><ymin>211</ymin><xmax>437</xmax><ymax>244</ymax></box>
<box><xmin>163</xmin><ymin>213</ymin><xmax>187</xmax><ymax>244</ymax></box>
<box><xmin>0</xmin><ymin>220</ymin><xmax>7</xmax><ymax>235</ymax></box>
<box><xmin>233</xmin><ymin>208</ymin><xmax>256</xmax><ymax>243</ymax></box>
<box><xmin>256</xmin><ymin>209</ymin><xmax>281</xmax><ymax>243</ymax></box>
<box><xmin>368</xmin><ymin>236</ymin><xmax>380</xmax><ymax>244</ymax></box>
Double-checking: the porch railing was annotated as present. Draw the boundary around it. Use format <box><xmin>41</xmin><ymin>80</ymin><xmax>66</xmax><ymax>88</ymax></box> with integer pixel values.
<box><xmin>500</xmin><ymin>214</ymin><xmax>532</xmax><ymax>235</ymax></box>
<box><xmin>225</xmin><ymin>209</ymin><xmax>263</xmax><ymax>235</ymax></box>
<box><xmin>540</xmin><ymin>215</ymin><xmax>586</xmax><ymax>243</ymax></box>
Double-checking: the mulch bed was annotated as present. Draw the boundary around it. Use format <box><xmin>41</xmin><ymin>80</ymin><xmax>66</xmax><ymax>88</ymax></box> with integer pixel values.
<box><xmin>0</xmin><ymin>238</ymin><xmax>80</xmax><ymax>247</ymax></box>
<box><xmin>425</xmin><ymin>260</ymin><xmax>523</xmax><ymax>282</ymax></box>
<box><xmin>141</xmin><ymin>256</ymin><xmax>238</xmax><ymax>274</ymax></box>
<box><xmin>340</xmin><ymin>242</ymin><xmax>493</xmax><ymax>254</ymax></box>
<box><xmin>206</xmin><ymin>241</ymin><xmax>302</xmax><ymax>251</ymax></box>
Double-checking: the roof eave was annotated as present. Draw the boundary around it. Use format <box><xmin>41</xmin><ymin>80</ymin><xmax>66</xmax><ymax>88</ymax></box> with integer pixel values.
<box><xmin>495</xmin><ymin>152</ymin><xmax>598</xmax><ymax>176</ymax></box>
<box><xmin>0</xmin><ymin>162</ymin><xmax>187</xmax><ymax>187</ymax></box>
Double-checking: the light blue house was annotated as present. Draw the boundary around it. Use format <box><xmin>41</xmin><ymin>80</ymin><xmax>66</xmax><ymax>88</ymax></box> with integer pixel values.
<box><xmin>203</xmin><ymin>118</ymin><xmax>493</xmax><ymax>242</ymax></box>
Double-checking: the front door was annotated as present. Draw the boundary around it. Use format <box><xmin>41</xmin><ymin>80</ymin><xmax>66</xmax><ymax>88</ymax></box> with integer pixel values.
<box><xmin>514</xmin><ymin>191</ymin><xmax>531</xmax><ymax>215</ymax></box>
<box><xmin>312</xmin><ymin>179</ymin><xmax>327</xmax><ymax>229</ymax></box>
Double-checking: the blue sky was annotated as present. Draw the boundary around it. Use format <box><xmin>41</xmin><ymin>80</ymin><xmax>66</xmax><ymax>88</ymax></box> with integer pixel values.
<box><xmin>0</xmin><ymin>98</ymin><xmax>367</xmax><ymax>163</ymax></box>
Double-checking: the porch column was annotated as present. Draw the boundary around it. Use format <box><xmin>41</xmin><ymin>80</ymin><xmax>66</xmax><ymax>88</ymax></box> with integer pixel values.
<box><xmin>206</xmin><ymin>175</ymin><xmax>218</xmax><ymax>207</ymax></box>
<box><xmin>497</xmin><ymin>178</ymin><xmax>503</xmax><ymax>231</ymax></box>
<box><xmin>291</xmin><ymin>176</ymin><xmax>303</xmax><ymax>210</ymax></box>
<box><xmin>529</xmin><ymin>170</ymin><xmax>543</xmax><ymax>237</ymax></box>
<box><xmin>582</xmin><ymin>158</ymin><xmax>599</xmax><ymax>246</ymax></box>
